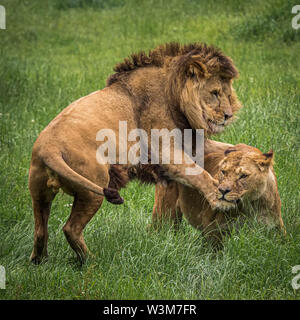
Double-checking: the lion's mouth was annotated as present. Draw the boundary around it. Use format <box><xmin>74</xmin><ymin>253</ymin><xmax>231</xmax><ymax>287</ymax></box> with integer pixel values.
<box><xmin>208</xmin><ymin>120</ymin><xmax>225</xmax><ymax>133</ymax></box>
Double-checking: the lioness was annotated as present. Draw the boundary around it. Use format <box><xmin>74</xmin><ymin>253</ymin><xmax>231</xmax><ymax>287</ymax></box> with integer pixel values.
<box><xmin>29</xmin><ymin>43</ymin><xmax>241</xmax><ymax>263</ymax></box>
<box><xmin>152</xmin><ymin>144</ymin><xmax>285</xmax><ymax>242</ymax></box>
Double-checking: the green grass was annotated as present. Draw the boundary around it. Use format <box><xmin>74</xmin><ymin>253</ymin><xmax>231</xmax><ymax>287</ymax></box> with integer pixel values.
<box><xmin>0</xmin><ymin>0</ymin><xmax>300</xmax><ymax>299</ymax></box>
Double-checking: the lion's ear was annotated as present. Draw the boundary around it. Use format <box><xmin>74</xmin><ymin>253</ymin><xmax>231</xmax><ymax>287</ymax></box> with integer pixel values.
<box><xmin>224</xmin><ymin>148</ymin><xmax>237</xmax><ymax>156</ymax></box>
<box><xmin>186</xmin><ymin>55</ymin><xmax>210</xmax><ymax>79</ymax></box>
<box><xmin>256</xmin><ymin>149</ymin><xmax>274</xmax><ymax>171</ymax></box>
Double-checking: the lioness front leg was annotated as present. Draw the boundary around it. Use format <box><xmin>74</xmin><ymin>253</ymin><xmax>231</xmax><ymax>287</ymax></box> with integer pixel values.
<box><xmin>151</xmin><ymin>181</ymin><xmax>183</xmax><ymax>230</ymax></box>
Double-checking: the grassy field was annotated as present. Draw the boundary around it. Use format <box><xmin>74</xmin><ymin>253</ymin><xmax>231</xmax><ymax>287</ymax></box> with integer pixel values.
<box><xmin>0</xmin><ymin>0</ymin><xmax>299</xmax><ymax>300</ymax></box>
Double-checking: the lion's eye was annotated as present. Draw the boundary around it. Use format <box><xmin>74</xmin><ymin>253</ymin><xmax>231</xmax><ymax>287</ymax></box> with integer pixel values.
<box><xmin>211</xmin><ymin>90</ymin><xmax>219</xmax><ymax>98</ymax></box>
<box><xmin>239</xmin><ymin>174</ymin><xmax>248</xmax><ymax>179</ymax></box>
<box><xmin>190</xmin><ymin>72</ymin><xmax>196</xmax><ymax>79</ymax></box>
<box><xmin>221</xmin><ymin>170</ymin><xmax>226</xmax><ymax>175</ymax></box>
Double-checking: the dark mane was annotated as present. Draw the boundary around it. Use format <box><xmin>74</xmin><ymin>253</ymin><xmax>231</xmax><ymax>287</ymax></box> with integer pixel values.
<box><xmin>107</xmin><ymin>42</ymin><xmax>238</xmax><ymax>86</ymax></box>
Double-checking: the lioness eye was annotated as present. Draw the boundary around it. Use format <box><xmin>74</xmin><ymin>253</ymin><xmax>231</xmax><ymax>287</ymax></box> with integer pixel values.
<box><xmin>221</xmin><ymin>170</ymin><xmax>226</xmax><ymax>175</ymax></box>
<box><xmin>239</xmin><ymin>174</ymin><xmax>248</xmax><ymax>179</ymax></box>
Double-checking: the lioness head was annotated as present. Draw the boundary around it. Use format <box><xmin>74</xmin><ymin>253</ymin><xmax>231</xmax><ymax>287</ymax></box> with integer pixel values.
<box><xmin>166</xmin><ymin>44</ymin><xmax>242</xmax><ymax>135</ymax></box>
<box><xmin>216</xmin><ymin>144</ymin><xmax>274</xmax><ymax>210</ymax></box>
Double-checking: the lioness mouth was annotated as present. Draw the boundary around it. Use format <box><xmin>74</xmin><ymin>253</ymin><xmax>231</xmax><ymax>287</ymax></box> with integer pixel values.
<box><xmin>219</xmin><ymin>196</ymin><xmax>240</xmax><ymax>204</ymax></box>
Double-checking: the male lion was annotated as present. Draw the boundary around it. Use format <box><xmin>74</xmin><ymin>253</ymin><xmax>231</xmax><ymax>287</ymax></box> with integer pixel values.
<box><xmin>29</xmin><ymin>43</ymin><xmax>241</xmax><ymax>263</ymax></box>
<box><xmin>152</xmin><ymin>143</ymin><xmax>285</xmax><ymax>243</ymax></box>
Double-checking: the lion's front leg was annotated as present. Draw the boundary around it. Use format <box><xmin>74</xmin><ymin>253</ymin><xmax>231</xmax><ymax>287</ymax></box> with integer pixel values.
<box><xmin>204</xmin><ymin>139</ymin><xmax>233</xmax><ymax>155</ymax></box>
<box><xmin>161</xmin><ymin>149</ymin><xmax>220</xmax><ymax>209</ymax></box>
<box><xmin>169</xmin><ymin>166</ymin><xmax>219</xmax><ymax>209</ymax></box>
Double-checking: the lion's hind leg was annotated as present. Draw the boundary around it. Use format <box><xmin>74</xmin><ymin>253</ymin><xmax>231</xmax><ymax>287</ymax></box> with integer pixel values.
<box><xmin>30</xmin><ymin>200</ymin><xmax>54</xmax><ymax>264</ymax></box>
<box><xmin>29</xmin><ymin>166</ymin><xmax>57</xmax><ymax>264</ymax></box>
<box><xmin>62</xmin><ymin>192</ymin><xmax>103</xmax><ymax>264</ymax></box>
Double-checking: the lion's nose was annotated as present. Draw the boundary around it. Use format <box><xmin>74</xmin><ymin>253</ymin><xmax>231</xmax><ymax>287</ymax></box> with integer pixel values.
<box><xmin>224</xmin><ymin>113</ymin><xmax>233</xmax><ymax>121</ymax></box>
<box><xmin>218</xmin><ymin>186</ymin><xmax>231</xmax><ymax>195</ymax></box>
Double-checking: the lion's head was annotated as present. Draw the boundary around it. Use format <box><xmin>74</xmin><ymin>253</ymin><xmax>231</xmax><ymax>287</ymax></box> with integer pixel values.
<box><xmin>107</xmin><ymin>42</ymin><xmax>242</xmax><ymax>136</ymax></box>
<box><xmin>215</xmin><ymin>144</ymin><xmax>274</xmax><ymax>210</ymax></box>
<box><xmin>166</xmin><ymin>43</ymin><xmax>242</xmax><ymax>135</ymax></box>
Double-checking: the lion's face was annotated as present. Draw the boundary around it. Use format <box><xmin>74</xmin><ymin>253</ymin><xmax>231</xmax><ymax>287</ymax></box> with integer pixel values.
<box><xmin>199</xmin><ymin>76</ymin><xmax>241</xmax><ymax>134</ymax></box>
<box><xmin>215</xmin><ymin>147</ymin><xmax>274</xmax><ymax>210</ymax></box>
<box><xmin>175</xmin><ymin>54</ymin><xmax>242</xmax><ymax>135</ymax></box>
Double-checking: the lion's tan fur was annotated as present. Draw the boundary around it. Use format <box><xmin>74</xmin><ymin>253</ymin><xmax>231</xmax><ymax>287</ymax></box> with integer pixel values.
<box><xmin>28</xmin><ymin>42</ymin><xmax>241</xmax><ymax>263</ymax></box>
<box><xmin>152</xmin><ymin>143</ymin><xmax>285</xmax><ymax>243</ymax></box>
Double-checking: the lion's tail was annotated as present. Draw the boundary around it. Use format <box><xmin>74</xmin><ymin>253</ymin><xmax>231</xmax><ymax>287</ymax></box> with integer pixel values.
<box><xmin>42</xmin><ymin>152</ymin><xmax>124</xmax><ymax>205</ymax></box>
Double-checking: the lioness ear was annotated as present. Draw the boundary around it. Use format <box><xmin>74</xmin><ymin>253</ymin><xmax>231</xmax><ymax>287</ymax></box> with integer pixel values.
<box><xmin>186</xmin><ymin>55</ymin><xmax>210</xmax><ymax>79</ymax></box>
<box><xmin>256</xmin><ymin>149</ymin><xmax>274</xmax><ymax>171</ymax></box>
<box><xmin>263</xmin><ymin>150</ymin><xmax>273</xmax><ymax>160</ymax></box>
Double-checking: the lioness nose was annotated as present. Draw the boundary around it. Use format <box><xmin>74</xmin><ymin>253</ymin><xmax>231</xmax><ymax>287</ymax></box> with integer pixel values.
<box><xmin>218</xmin><ymin>186</ymin><xmax>231</xmax><ymax>195</ymax></box>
